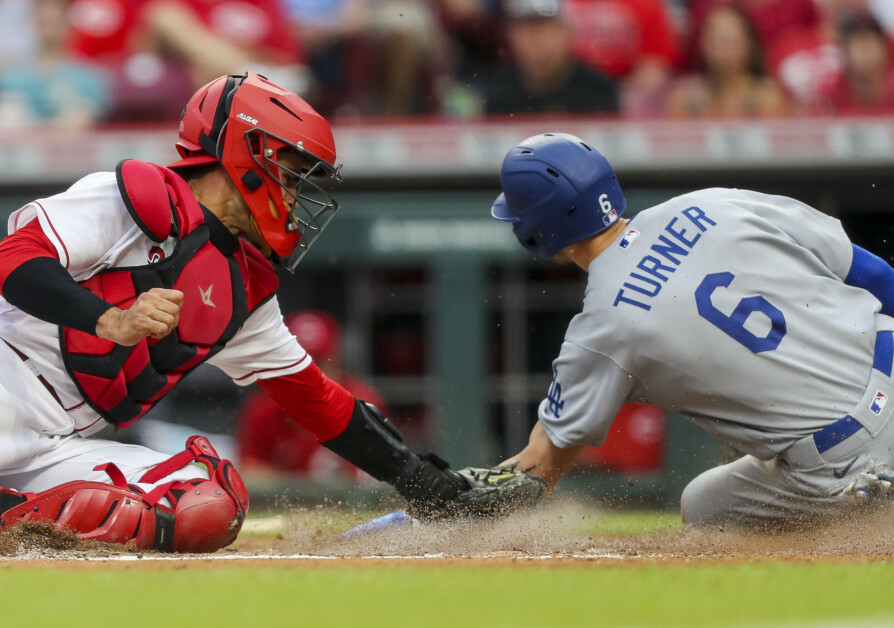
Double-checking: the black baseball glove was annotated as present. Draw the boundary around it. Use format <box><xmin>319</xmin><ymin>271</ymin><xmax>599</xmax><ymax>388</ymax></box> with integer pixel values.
<box><xmin>407</xmin><ymin>462</ymin><xmax>548</xmax><ymax>519</ymax></box>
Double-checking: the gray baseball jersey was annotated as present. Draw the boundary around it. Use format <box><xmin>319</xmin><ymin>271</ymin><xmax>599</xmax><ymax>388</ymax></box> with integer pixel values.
<box><xmin>539</xmin><ymin>188</ymin><xmax>888</xmax><ymax>460</ymax></box>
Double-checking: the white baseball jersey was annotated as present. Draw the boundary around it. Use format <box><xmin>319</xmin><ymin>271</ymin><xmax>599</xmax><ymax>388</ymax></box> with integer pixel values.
<box><xmin>539</xmin><ymin>188</ymin><xmax>886</xmax><ymax>460</ymax></box>
<box><xmin>0</xmin><ymin>171</ymin><xmax>310</xmax><ymax>438</ymax></box>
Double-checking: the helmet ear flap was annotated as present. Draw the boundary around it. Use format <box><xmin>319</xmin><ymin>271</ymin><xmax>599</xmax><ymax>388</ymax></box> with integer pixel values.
<box><xmin>197</xmin><ymin>74</ymin><xmax>241</xmax><ymax>158</ymax></box>
<box><xmin>493</xmin><ymin>133</ymin><xmax>626</xmax><ymax>259</ymax></box>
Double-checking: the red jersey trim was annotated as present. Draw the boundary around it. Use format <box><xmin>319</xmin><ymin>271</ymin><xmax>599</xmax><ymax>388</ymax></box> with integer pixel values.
<box><xmin>66</xmin><ymin>400</ymin><xmax>88</xmax><ymax>413</ymax></box>
<box><xmin>74</xmin><ymin>414</ymin><xmax>103</xmax><ymax>432</ymax></box>
<box><xmin>35</xmin><ymin>202</ymin><xmax>70</xmax><ymax>270</ymax></box>
<box><xmin>232</xmin><ymin>354</ymin><xmax>309</xmax><ymax>382</ymax></box>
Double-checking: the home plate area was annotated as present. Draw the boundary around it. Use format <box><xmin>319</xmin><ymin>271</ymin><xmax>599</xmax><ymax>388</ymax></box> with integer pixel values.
<box><xmin>3</xmin><ymin>499</ymin><xmax>894</xmax><ymax>565</ymax></box>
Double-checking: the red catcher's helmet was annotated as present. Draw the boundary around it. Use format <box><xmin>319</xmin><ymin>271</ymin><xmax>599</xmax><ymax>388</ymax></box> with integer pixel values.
<box><xmin>170</xmin><ymin>72</ymin><xmax>342</xmax><ymax>272</ymax></box>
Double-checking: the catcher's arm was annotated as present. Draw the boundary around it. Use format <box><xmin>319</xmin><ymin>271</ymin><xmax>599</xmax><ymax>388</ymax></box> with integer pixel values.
<box><xmin>500</xmin><ymin>420</ymin><xmax>586</xmax><ymax>490</ymax></box>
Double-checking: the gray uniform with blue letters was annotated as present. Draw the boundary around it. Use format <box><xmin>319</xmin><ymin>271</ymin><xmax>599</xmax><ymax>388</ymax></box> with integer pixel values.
<box><xmin>538</xmin><ymin>187</ymin><xmax>894</xmax><ymax>524</ymax></box>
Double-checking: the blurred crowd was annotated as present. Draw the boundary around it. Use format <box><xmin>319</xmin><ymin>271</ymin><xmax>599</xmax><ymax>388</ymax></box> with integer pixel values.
<box><xmin>2</xmin><ymin>0</ymin><xmax>894</xmax><ymax>128</ymax></box>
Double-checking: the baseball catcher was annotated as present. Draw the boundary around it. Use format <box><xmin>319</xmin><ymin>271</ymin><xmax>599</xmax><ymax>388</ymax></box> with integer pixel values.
<box><xmin>0</xmin><ymin>72</ymin><xmax>539</xmax><ymax>552</ymax></box>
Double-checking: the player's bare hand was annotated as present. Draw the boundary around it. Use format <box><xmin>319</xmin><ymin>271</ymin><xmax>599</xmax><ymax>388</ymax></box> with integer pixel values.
<box><xmin>95</xmin><ymin>288</ymin><xmax>183</xmax><ymax>346</ymax></box>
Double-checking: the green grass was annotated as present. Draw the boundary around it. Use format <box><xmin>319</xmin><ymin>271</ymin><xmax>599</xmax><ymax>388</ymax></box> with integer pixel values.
<box><xmin>575</xmin><ymin>509</ymin><xmax>682</xmax><ymax>536</ymax></box>
<box><xmin>1</xmin><ymin>561</ymin><xmax>893</xmax><ymax>627</ymax></box>
<box><xmin>0</xmin><ymin>510</ymin><xmax>884</xmax><ymax>627</ymax></box>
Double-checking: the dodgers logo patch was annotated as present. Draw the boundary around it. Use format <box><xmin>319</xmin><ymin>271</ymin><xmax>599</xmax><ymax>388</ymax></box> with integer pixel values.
<box><xmin>871</xmin><ymin>391</ymin><xmax>888</xmax><ymax>415</ymax></box>
<box><xmin>546</xmin><ymin>368</ymin><xmax>565</xmax><ymax>419</ymax></box>
<box><xmin>619</xmin><ymin>228</ymin><xmax>640</xmax><ymax>249</ymax></box>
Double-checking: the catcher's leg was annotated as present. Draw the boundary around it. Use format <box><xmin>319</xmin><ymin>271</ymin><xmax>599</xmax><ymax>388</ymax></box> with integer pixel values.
<box><xmin>0</xmin><ymin>436</ymin><xmax>248</xmax><ymax>553</ymax></box>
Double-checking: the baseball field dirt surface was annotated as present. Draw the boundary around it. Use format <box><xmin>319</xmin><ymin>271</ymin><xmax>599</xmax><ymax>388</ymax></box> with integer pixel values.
<box><xmin>2</xmin><ymin>500</ymin><xmax>894</xmax><ymax>627</ymax></box>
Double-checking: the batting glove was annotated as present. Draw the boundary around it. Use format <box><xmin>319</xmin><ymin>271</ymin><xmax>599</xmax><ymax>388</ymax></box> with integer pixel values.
<box><xmin>844</xmin><ymin>460</ymin><xmax>894</xmax><ymax>501</ymax></box>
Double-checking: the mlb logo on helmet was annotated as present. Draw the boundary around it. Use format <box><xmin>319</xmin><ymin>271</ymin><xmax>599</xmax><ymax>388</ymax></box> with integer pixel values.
<box><xmin>870</xmin><ymin>390</ymin><xmax>888</xmax><ymax>415</ymax></box>
<box><xmin>602</xmin><ymin>209</ymin><xmax>618</xmax><ymax>227</ymax></box>
<box><xmin>619</xmin><ymin>228</ymin><xmax>640</xmax><ymax>249</ymax></box>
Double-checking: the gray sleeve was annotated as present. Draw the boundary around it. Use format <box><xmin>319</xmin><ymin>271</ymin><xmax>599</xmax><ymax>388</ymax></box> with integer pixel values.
<box><xmin>730</xmin><ymin>190</ymin><xmax>854</xmax><ymax>279</ymax></box>
<box><xmin>537</xmin><ymin>340</ymin><xmax>637</xmax><ymax>449</ymax></box>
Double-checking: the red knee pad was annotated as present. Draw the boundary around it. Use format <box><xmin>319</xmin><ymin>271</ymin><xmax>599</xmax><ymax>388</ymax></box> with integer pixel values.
<box><xmin>135</xmin><ymin>435</ymin><xmax>250</xmax><ymax>552</ymax></box>
<box><xmin>0</xmin><ymin>436</ymin><xmax>250</xmax><ymax>553</ymax></box>
<box><xmin>166</xmin><ymin>457</ymin><xmax>250</xmax><ymax>553</ymax></box>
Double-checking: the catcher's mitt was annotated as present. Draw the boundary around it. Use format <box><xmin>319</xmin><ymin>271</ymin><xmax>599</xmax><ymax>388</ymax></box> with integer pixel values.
<box><xmin>411</xmin><ymin>463</ymin><xmax>548</xmax><ymax>519</ymax></box>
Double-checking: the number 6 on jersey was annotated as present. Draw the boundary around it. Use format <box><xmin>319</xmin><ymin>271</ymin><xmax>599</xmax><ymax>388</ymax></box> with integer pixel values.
<box><xmin>695</xmin><ymin>272</ymin><xmax>787</xmax><ymax>353</ymax></box>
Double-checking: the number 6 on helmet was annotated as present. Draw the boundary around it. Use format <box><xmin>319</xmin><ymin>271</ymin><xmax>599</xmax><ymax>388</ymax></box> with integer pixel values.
<box><xmin>492</xmin><ymin>132</ymin><xmax>626</xmax><ymax>259</ymax></box>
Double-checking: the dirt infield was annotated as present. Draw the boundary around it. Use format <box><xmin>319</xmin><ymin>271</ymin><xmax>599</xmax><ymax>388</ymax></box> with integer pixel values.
<box><xmin>3</xmin><ymin>499</ymin><xmax>894</xmax><ymax>569</ymax></box>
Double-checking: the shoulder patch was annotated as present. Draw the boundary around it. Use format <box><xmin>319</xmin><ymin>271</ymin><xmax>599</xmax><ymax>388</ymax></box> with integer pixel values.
<box><xmin>116</xmin><ymin>160</ymin><xmax>174</xmax><ymax>243</ymax></box>
<box><xmin>619</xmin><ymin>228</ymin><xmax>640</xmax><ymax>249</ymax></box>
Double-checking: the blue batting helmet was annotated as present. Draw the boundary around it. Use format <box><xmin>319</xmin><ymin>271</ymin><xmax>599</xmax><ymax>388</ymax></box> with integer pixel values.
<box><xmin>491</xmin><ymin>133</ymin><xmax>626</xmax><ymax>258</ymax></box>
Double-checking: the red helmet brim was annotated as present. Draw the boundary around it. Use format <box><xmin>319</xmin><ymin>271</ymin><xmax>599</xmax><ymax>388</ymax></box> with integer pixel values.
<box><xmin>167</xmin><ymin>153</ymin><xmax>219</xmax><ymax>170</ymax></box>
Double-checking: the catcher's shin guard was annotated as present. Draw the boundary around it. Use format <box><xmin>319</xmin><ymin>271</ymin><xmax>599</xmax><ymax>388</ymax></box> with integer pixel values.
<box><xmin>0</xmin><ymin>488</ymin><xmax>30</xmax><ymax>514</ymax></box>
<box><xmin>322</xmin><ymin>400</ymin><xmax>469</xmax><ymax>515</ymax></box>
<box><xmin>0</xmin><ymin>436</ymin><xmax>249</xmax><ymax>553</ymax></box>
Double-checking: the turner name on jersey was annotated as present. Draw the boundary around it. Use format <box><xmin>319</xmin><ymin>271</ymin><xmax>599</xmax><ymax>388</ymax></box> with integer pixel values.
<box><xmin>613</xmin><ymin>205</ymin><xmax>717</xmax><ymax>312</ymax></box>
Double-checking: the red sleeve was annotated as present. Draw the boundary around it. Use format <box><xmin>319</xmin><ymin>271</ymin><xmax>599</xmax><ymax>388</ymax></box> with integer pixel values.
<box><xmin>0</xmin><ymin>219</ymin><xmax>59</xmax><ymax>295</ymax></box>
<box><xmin>257</xmin><ymin>361</ymin><xmax>354</xmax><ymax>442</ymax></box>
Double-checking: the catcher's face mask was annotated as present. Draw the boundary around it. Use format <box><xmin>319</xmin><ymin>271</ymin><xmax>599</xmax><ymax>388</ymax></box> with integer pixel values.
<box><xmin>236</xmin><ymin>130</ymin><xmax>342</xmax><ymax>271</ymax></box>
<box><xmin>171</xmin><ymin>71</ymin><xmax>343</xmax><ymax>272</ymax></box>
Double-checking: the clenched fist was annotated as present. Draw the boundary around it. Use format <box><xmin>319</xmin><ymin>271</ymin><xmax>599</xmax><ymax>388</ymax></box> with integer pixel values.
<box><xmin>95</xmin><ymin>288</ymin><xmax>184</xmax><ymax>346</ymax></box>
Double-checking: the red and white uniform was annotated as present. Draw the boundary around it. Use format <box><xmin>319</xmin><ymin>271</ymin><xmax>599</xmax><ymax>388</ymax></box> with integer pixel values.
<box><xmin>0</xmin><ymin>168</ymin><xmax>348</xmax><ymax>494</ymax></box>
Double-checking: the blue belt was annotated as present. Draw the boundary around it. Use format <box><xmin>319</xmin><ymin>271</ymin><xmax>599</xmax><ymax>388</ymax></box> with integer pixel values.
<box><xmin>813</xmin><ymin>330</ymin><xmax>893</xmax><ymax>454</ymax></box>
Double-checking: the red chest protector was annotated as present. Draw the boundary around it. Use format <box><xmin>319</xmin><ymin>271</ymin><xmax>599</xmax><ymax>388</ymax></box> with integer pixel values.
<box><xmin>60</xmin><ymin>160</ymin><xmax>279</xmax><ymax>428</ymax></box>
